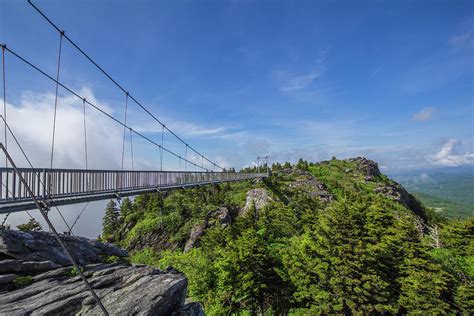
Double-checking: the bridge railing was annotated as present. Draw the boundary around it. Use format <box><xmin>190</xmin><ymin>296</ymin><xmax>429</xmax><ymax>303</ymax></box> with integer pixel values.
<box><xmin>0</xmin><ymin>168</ymin><xmax>267</xmax><ymax>204</ymax></box>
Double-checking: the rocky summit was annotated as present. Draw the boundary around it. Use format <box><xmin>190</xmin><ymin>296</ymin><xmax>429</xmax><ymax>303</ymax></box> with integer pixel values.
<box><xmin>0</xmin><ymin>229</ymin><xmax>203</xmax><ymax>315</ymax></box>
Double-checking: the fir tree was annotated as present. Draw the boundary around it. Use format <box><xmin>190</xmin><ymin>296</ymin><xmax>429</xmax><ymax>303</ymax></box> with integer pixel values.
<box><xmin>102</xmin><ymin>199</ymin><xmax>120</xmax><ymax>240</ymax></box>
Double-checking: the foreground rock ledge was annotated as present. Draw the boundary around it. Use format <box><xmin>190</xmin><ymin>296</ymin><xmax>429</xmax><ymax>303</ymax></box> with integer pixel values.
<box><xmin>0</xmin><ymin>262</ymin><xmax>197</xmax><ymax>315</ymax></box>
<box><xmin>0</xmin><ymin>230</ymin><xmax>204</xmax><ymax>315</ymax></box>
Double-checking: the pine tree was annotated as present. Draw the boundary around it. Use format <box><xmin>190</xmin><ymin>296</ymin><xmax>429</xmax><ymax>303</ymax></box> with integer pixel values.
<box><xmin>102</xmin><ymin>199</ymin><xmax>120</xmax><ymax>240</ymax></box>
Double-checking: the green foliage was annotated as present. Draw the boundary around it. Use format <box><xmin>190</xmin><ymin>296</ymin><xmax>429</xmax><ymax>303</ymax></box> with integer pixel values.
<box><xmin>17</xmin><ymin>218</ymin><xmax>42</xmax><ymax>232</ymax></box>
<box><xmin>13</xmin><ymin>275</ymin><xmax>33</xmax><ymax>287</ymax></box>
<box><xmin>102</xmin><ymin>199</ymin><xmax>120</xmax><ymax>241</ymax></box>
<box><xmin>68</xmin><ymin>266</ymin><xmax>85</xmax><ymax>277</ymax></box>
<box><xmin>102</xmin><ymin>158</ymin><xmax>473</xmax><ymax>314</ymax></box>
<box><xmin>414</xmin><ymin>191</ymin><xmax>473</xmax><ymax>219</ymax></box>
<box><xmin>130</xmin><ymin>247</ymin><xmax>160</xmax><ymax>266</ymax></box>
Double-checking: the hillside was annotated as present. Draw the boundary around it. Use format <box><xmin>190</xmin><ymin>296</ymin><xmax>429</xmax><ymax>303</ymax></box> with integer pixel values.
<box><xmin>391</xmin><ymin>170</ymin><xmax>474</xmax><ymax>219</ymax></box>
<box><xmin>101</xmin><ymin>157</ymin><xmax>473</xmax><ymax>315</ymax></box>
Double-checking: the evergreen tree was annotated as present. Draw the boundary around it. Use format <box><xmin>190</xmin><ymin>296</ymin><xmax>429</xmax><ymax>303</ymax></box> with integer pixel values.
<box><xmin>102</xmin><ymin>199</ymin><xmax>120</xmax><ymax>240</ymax></box>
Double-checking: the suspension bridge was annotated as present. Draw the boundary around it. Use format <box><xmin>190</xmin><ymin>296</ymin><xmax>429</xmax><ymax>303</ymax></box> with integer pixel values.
<box><xmin>0</xmin><ymin>2</ymin><xmax>267</xmax><ymax>313</ymax></box>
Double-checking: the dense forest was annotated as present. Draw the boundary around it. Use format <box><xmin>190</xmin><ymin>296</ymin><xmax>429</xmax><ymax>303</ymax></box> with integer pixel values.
<box><xmin>101</xmin><ymin>157</ymin><xmax>473</xmax><ymax>315</ymax></box>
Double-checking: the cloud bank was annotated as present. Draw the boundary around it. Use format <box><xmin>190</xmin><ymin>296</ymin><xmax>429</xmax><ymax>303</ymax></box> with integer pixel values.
<box><xmin>429</xmin><ymin>139</ymin><xmax>474</xmax><ymax>167</ymax></box>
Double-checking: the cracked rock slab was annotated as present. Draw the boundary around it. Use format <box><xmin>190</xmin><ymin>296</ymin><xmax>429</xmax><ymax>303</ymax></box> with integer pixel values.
<box><xmin>0</xmin><ymin>263</ymin><xmax>188</xmax><ymax>316</ymax></box>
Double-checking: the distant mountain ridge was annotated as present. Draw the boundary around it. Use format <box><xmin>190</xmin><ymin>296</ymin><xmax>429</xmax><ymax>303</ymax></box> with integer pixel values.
<box><xmin>389</xmin><ymin>167</ymin><xmax>474</xmax><ymax>218</ymax></box>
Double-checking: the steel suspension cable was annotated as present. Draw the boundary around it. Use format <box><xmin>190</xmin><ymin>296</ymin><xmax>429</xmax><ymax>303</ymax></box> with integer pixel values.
<box><xmin>2</xmin><ymin>43</ymin><xmax>11</xmax><ymax>226</ymax></box>
<box><xmin>129</xmin><ymin>128</ymin><xmax>134</xmax><ymax>171</ymax></box>
<box><xmin>68</xmin><ymin>201</ymin><xmax>89</xmax><ymax>233</ymax></box>
<box><xmin>0</xmin><ymin>118</ymin><xmax>106</xmax><ymax>312</ymax></box>
<box><xmin>3</xmin><ymin>46</ymin><xmax>210</xmax><ymax>172</ymax></box>
<box><xmin>27</xmin><ymin>0</ymin><xmax>225</xmax><ymax>172</ymax></box>
<box><xmin>45</xmin><ymin>32</ymin><xmax>74</xmax><ymax>235</ymax></box>
<box><xmin>82</xmin><ymin>98</ymin><xmax>89</xmax><ymax>170</ymax></box>
<box><xmin>67</xmin><ymin>97</ymin><xmax>91</xmax><ymax>235</ymax></box>
<box><xmin>160</xmin><ymin>125</ymin><xmax>164</xmax><ymax>172</ymax></box>
<box><xmin>49</xmin><ymin>31</ymin><xmax>63</xmax><ymax>172</ymax></box>
<box><xmin>0</xmin><ymin>143</ymin><xmax>108</xmax><ymax>315</ymax></box>
<box><xmin>185</xmin><ymin>144</ymin><xmax>188</xmax><ymax>171</ymax></box>
<box><xmin>2</xmin><ymin>45</ymin><xmax>7</xmax><ymax>167</ymax></box>
<box><xmin>1</xmin><ymin>46</ymin><xmax>34</xmax><ymax>225</ymax></box>
<box><xmin>121</xmin><ymin>92</ymin><xmax>129</xmax><ymax>172</ymax></box>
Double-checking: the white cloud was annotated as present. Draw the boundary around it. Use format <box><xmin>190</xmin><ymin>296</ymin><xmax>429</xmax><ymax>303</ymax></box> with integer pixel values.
<box><xmin>278</xmin><ymin>52</ymin><xmax>327</xmax><ymax>92</ymax></box>
<box><xmin>412</xmin><ymin>106</ymin><xmax>436</xmax><ymax>121</ymax></box>
<box><xmin>429</xmin><ymin>139</ymin><xmax>474</xmax><ymax>167</ymax></box>
<box><xmin>280</xmin><ymin>70</ymin><xmax>322</xmax><ymax>92</ymax></box>
<box><xmin>2</xmin><ymin>88</ymin><xmax>124</xmax><ymax>170</ymax></box>
<box><xmin>132</xmin><ymin>116</ymin><xmax>229</xmax><ymax>138</ymax></box>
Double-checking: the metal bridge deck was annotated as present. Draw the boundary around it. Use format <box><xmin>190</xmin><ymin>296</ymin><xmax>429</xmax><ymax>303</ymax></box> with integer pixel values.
<box><xmin>0</xmin><ymin>168</ymin><xmax>267</xmax><ymax>214</ymax></box>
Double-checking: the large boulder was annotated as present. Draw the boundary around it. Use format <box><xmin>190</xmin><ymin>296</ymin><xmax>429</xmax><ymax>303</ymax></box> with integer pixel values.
<box><xmin>0</xmin><ymin>229</ymin><xmax>127</xmax><ymax>266</ymax></box>
<box><xmin>240</xmin><ymin>188</ymin><xmax>273</xmax><ymax>216</ymax></box>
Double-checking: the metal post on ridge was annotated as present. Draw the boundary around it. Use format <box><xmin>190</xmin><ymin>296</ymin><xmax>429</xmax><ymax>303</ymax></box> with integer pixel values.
<box><xmin>257</xmin><ymin>155</ymin><xmax>269</xmax><ymax>176</ymax></box>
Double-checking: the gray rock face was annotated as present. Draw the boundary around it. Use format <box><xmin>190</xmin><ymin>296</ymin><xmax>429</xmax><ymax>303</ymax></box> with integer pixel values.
<box><xmin>374</xmin><ymin>182</ymin><xmax>427</xmax><ymax>221</ymax></box>
<box><xmin>0</xmin><ymin>230</ymin><xmax>204</xmax><ymax>315</ymax></box>
<box><xmin>184</xmin><ymin>207</ymin><xmax>232</xmax><ymax>252</ymax></box>
<box><xmin>240</xmin><ymin>188</ymin><xmax>273</xmax><ymax>216</ymax></box>
<box><xmin>0</xmin><ymin>229</ymin><xmax>127</xmax><ymax>266</ymax></box>
<box><xmin>184</xmin><ymin>221</ymin><xmax>207</xmax><ymax>252</ymax></box>
<box><xmin>288</xmin><ymin>176</ymin><xmax>333</xmax><ymax>203</ymax></box>
<box><xmin>0</xmin><ymin>259</ymin><xmax>61</xmax><ymax>274</ymax></box>
<box><xmin>345</xmin><ymin>157</ymin><xmax>381</xmax><ymax>179</ymax></box>
<box><xmin>0</xmin><ymin>263</ymin><xmax>188</xmax><ymax>316</ymax></box>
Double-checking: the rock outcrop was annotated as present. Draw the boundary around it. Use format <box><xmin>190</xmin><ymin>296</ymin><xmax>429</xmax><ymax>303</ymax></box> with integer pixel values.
<box><xmin>288</xmin><ymin>175</ymin><xmax>333</xmax><ymax>203</ymax></box>
<box><xmin>240</xmin><ymin>188</ymin><xmax>273</xmax><ymax>216</ymax></box>
<box><xmin>0</xmin><ymin>230</ymin><xmax>204</xmax><ymax>315</ymax></box>
<box><xmin>0</xmin><ymin>263</ymin><xmax>195</xmax><ymax>315</ymax></box>
<box><xmin>0</xmin><ymin>229</ymin><xmax>127</xmax><ymax>265</ymax></box>
<box><xmin>375</xmin><ymin>182</ymin><xmax>427</xmax><ymax>221</ymax></box>
<box><xmin>184</xmin><ymin>207</ymin><xmax>231</xmax><ymax>252</ymax></box>
<box><xmin>345</xmin><ymin>157</ymin><xmax>381</xmax><ymax>180</ymax></box>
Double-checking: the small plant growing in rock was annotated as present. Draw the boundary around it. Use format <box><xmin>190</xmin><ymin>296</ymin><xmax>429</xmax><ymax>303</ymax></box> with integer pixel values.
<box><xmin>13</xmin><ymin>276</ymin><xmax>33</xmax><ymax>287</ymax></box>
<box><xmin>68</xmin><ymin>267</ymin><xmax>84</xmax><ymax>277</ymax></box>
<box><xmin>16</xmin><ymin>219</ymin><xmax>42</xmax><ymax>232</ymax></box>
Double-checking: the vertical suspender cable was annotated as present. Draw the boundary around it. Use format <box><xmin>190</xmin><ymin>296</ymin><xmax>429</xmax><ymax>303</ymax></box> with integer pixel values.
<box><xmin>68</xmin><ymin>98</ymin><xmax>90</xmax><ymax>235</ymax></box>
<box><xmin>2</xmin><ymin>45</ymin><xmax>7</xmax><ymax>167</ymax></box>
<box><xmin>1</xmin><ymin>47</ymin><xmax>41</xmax><ymax>226</ymax></box>
<box><xmin>83</xmin><ymin>98</ymin><xmax>88</xmax><ymax>170</ymax></box>
<box><xmin>48</xmin><ymin>31</ymin><xmax>74</xmax><ymax>234</ymax></box>
<box><xmin>50</xmin><ymin>31</ymin><xmax>63</xmax><ymax>172</ymax></box>
<box><xmin>129</xmin><ymin>128</ymin><xmax>134</xmax><ymax>171</ymax></box>
<box><xmin>121</xmin><ymin>92</ymin><xmax>129</xmax><ymax>172</ymax></box>
<box><xmin>160</xmin><ymin>125</ymin><xmax>164</xmax><ymax>172</ymax></box>
<box><xmin>1</xmin><ymin>44</ymin><xmax>9</xmax><ymax>227</ymax></box>
<box><xmin>185</xmin><ymin>144</ymin><xmax>188</xmax><ymax>172</ymax></box>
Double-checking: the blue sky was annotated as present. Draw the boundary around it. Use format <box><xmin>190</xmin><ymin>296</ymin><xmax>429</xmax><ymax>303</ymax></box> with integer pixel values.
<box><xmin>1</xmin><ymin>0</ymin><xmax>473</xmax><ymax>173</ymax></box>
